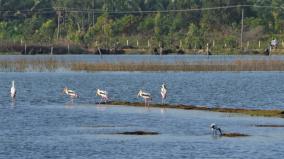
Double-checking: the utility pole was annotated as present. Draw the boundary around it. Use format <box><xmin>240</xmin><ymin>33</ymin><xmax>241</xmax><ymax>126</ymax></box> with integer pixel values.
<box><xmin>93</xmin><ymin>0</ymin><xmax>95</xmax><ymax>26</ymax></box>
<box><xmin>57</xmin><ymin>9</ymin><xmax>61</xmax><ymax>40</ymax></box>
<box><xmin>240</xmin><ymin>8</ymin><xmax>244</xmax><ymax>50</ymax></box>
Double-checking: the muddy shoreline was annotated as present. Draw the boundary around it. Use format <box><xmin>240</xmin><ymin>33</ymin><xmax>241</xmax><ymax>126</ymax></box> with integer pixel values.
<box><xmin>107</xmin><ymin>101</ymin><xmax>284</xmax><ymax>118</ymax></box>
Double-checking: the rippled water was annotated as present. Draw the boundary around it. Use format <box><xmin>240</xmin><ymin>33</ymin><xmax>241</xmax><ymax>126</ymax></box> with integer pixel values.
<box><xmin>1</xmin><ymin>72</ymin><xmax>284</xmax><ymax>109</ymax></box>
<box><xmin>0</xmin><ymin>104</ymin><xmax>283</xmax><ymax>159</ymax></box>
<box><xmin>0</xmin><ymin>54</ymin><xmax>283</xmax><ymax>63</ymax></box>
<box><xmin>1</xmin><ymin>72</ymin><xmax>284</xmax><ymax>158</ymax></box>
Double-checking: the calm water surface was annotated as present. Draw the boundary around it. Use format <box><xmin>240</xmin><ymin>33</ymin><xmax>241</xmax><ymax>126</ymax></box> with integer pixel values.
<box><xmin>0</xmin><ymin>104</ymin><xmax>283</xmax><ymax>159</ymax></box>
<box><xmin>0</xmin><ymin>72</ymin><xmax>283</xmax><ymax>109</ymax></box>
<box><xmin>0</xmin><ymin>72</ymin><xmax>284</xmax><ymax>158</ymax></box>
<box><xmin>0</xmin><ymin>54</ymin><xmax>283</xmax><ymax>63</ymax></box>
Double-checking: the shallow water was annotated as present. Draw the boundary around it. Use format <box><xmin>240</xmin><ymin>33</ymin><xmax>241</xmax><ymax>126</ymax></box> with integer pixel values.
<box><xmin>0</xmin><ymin>104</ymin><xmax>283</xmax><ymax>159</ymax></box>
<box><xmin>1</xmin><ymin>72</ymin><xmax>284</xmax><ymax>109</ymax></box>
<box><xmin>0</xmin><ymin>54</ymin><xmax>282</xmax><ymax>64</ymax></box>
<box><xmin>1</xmin><ymin>72</ymin><xmax>284</xmax><ymax>158</ymax></box>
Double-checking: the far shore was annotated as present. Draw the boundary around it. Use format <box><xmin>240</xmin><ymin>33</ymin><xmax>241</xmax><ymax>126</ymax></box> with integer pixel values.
<box><xmin>0</xmin><ymin>43</ymin><xmax>284</xmax><ymax>55</ymax></box>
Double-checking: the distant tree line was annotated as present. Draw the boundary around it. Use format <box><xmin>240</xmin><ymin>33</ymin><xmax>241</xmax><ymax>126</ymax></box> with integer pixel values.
<box><xmin>0</xmin><ymin>0</ymin><xmax>283</xmax><ymax>50</ymax></box>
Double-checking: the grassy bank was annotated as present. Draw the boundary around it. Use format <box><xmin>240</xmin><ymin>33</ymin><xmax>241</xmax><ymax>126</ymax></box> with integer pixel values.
<box><xmin>109</xmin><ymin>101</ymin><xmax>284</xmax><ymax>118</ymax></box>
<box><xmin>1</xmin><ymin>58</ymin><xmax>284</xmax><ymax>72</ymax></box>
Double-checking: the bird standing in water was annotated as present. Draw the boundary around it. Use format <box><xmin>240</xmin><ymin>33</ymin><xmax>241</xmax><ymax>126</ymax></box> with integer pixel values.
<box><xmin>210</xmin><ymin>123</ymin><xmax>222</xmax><ymax>136</ymax></box>
<box><xmin>10</xmin><ymin>80</ymin><xmax>16</xmax><ymax>99</ymax></box>
<box><xmin>137</xmin><ymin>90</ymin><xmax>151</xmax><ymax>107</ymax></box>
<box><xmin>161</xmin><ymin>83</ymin><xmax>167</xmax><ymax>104</ymax></box>
<box><xmin>96</xmin><ymin>89</ymin><xmax>109</xmax><ymax>104</ymax></box>
<box><xmin>63</xmin><ymin>87</ymin><xmax>78</xmax><ymax>103</ymax></box>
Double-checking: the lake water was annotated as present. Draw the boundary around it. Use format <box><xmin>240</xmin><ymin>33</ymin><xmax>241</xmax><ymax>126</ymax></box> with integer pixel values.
<box><xmin>1</xmin><ymin>55</ymin><xmax>284</xmax><ymax>158</ymax></box>
<box><xmin>0</xmin><ymin>54</ymin><xmax>283</xmax><ymax>64</ymax></box>
<box><xmin>1</xmin><ymin>72</ymin><xmax>284</xmax><ymax>109</ymax></box>
<box><xmin>0</xmin><ymin>103</ymin><xmax>283</xmax><ymax>159</ymax></box>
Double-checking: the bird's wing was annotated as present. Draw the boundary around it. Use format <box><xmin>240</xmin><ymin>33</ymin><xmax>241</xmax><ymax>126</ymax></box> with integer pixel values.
<box><xmin>68</xmin><ymin>90</ymin><xmax>76</xmax><ymax>94</ymax></box>
<box><xmin>142</xmin><ymin>93</ymin><xmax>151</xmax><ymax>97</ymax></box>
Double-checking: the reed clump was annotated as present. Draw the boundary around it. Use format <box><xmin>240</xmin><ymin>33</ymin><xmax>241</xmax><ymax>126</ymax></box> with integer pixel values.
<box><xmin>0</xmin><ymin>58</ymin><xmax>63</xmax><ymax>72</ymax></box>
<box><xmin>1</xmin><ymin>58</ymin><xmax>284</xmax><ymax>72</ymax></box>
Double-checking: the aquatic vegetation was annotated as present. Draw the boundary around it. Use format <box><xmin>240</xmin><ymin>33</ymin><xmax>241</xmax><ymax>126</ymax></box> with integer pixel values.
<box><xmin>115</xmin><ymin>131</ymin><xmax>159</xmax><ymax>135</ymax></box>
<box><xmin>109</xmin><ymin>101</ymin><xmax>284</xmax><ymax>118</ymax></box>
<box><xmin>2</xmin><ymin>58</ymin><xmax>284</xmax><ymax>72</ymax></box>
<box><xmin>254</xmin><ymin>125</ymin><xmax>284</xmax><ymax>128</ymax></box>
<box><xmin>222</xmin><ymin>133</ymin><xmax>250</xmax><ymax>137</ymax></box>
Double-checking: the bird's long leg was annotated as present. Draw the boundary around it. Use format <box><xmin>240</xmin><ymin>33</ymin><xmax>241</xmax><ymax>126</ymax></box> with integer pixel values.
<box><xmin>144</xmin><ymin>99</ymin><xmax>147</xmax><ymax>108</ymax></box>
<box><xmin>99</xmin><ymin>98</ymin><xmax>102</xmax><ymax>104</ymax></box>
<box><xmin>70</xmin><ymin>98</ymin><xmax>74</xmax><ymax>104</ymax></box>
<box><xmin>218</xmin><ymin>128</ymin><xmax>222</xmax><ymax>136</ymax></box>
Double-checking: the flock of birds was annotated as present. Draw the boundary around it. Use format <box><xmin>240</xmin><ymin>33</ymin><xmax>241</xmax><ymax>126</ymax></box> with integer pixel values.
<box><xmin>64</xmin><ymin>83</ymin><xmax>168</xmax><ymax>106</ymax></box>
<box><xmin>9</xmin><ymin>80</ymin><xmax>222</xmax><ymax>136</ymax></box>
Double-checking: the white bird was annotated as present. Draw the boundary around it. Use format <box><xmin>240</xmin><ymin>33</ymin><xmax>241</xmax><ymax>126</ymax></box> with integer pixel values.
<box><xmin>10</xmin><ymin>80</ymin><xmax>16</xmax><ymax>99</ymax></box>
<box><xmin>63</xmin><ymin>87</ymin><xmax>78</xmax><ymax>99</ymax></box>
<box><xmin>137</xmin><ymin>90</ymin><xmax>151</xmax><ymax>107</ymax></box>
<box><xmin>161</xmin><ymin>83</ymin><xmax>167</xmax><ymax>104</ymax></box>
<box><xmin>210</xmin><ymin>123</ymin><xmax>222</xmax><ymax>136</ymax></box>
<box><xmin>96</xmin><ymin>89</ymin><xmax>108</xmax><ymax>104</ymax></box>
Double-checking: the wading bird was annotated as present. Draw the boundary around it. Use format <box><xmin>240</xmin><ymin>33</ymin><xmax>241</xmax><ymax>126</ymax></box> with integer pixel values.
<box><xmin>10</xmin><ymin>80</ymin><xmax>16</xmax><ymax>99</ymax></box>
<box><xmin>210</xmin><ymin>123</ymin><xmax>222</xmax><ymax>136</ymax></box>
<box><xmin>96</xmin><ymin>89</ymin><xmax>108</xmax><ymax>104</ymax></box>
<box><xmin>63</xmin><ymin>87</ymin><xmax>78</xmax><ymax>100</ymax></box>
<box><xmin>137</xmin><ymin>90</ymin><xmax>151</xmax><ymax>107</ymax></box>
<box><xmin>161</xmin><ymin>83</ymin><xmax>167</xmax><ymax>104</ymax></box>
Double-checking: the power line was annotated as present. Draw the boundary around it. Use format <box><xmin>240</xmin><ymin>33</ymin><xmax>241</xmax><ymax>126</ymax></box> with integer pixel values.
<box><xmin>0</xmin><ymin>4</ymin><xmax>283</xmax><ymax>15</ymax></box>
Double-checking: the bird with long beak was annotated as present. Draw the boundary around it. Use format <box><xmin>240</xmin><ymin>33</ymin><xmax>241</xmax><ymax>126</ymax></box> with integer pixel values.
<box><xmin>10</xmin><ymin>80</ymin><xmax>16</xmax><ymax>99</ymax></box>
<box><xmin>137</xmin><ymin>90</ymin><xmax>151</xmax><ymax>107</ymax></box>
<box><xmin>161</xmin><ymin>83</ymin><xmax>167</xmax><ymax>104</ymax></box>
<box><xmin>96</xmin><ymin>89</ymin><xmax>108</xmax><ymax>104</ymax></box>
<box><xmin>63</xmin><ymin>87</ymin><xmax>78</xmax><ymax>99</ymax></box>
<box><xmin>210</xmin><ymin>123</ymin><xmax>222</xmax><ymax>136</ymax></box>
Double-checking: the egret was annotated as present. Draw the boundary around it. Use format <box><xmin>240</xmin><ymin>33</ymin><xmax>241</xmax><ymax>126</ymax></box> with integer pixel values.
<box><xmin>137</xmin><ymin>90</ymin><xmax>151</xmax><ymax>107</ymax></box>
<box><xmin>96</xmin><ymin>89</ymin><xmax>108</xmax><ymax>104</ymax></box>
<box><xmin>161</xmin><ymin>83</ymin><xmax>167</xmax><ymax>104</ymax></box>
<box><xmin>10</xmin><ymin>80</ymin><xmax>16</xmax><ymax>99</ymax></box>
<box><xmin>210</xmin><ymin>123</ymin><xmax>222</xmax><ymax>136</ymax></box>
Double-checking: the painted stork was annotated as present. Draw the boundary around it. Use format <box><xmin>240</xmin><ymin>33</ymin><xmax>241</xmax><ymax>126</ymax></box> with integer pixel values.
<box><xmin>10</xmin><ymin>80</ymin><xmax>16</xmax><ymax>99</ymax></box>
<box><xmin>96</xmin><ymin>89</ymin><xmax>108</xmax><ymax>104</ymax></box>
<box><xmin>161</xmin><ymin>83</ymin><xmax>167</xmax><ymax>104</ymax></box>
<box><xmin>63</xmin><ymin>87</ymin><xmax>78</xmax><ymax>99</ymax></box>
<box><xmin>137</xmin><ymin>90</ymin><xmax>151</xmax><ymax>107</ymax></box>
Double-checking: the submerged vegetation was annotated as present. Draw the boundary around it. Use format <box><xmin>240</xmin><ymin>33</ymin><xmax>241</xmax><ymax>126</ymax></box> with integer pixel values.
<box><xmin>2</xmin><ymin>58</ymin><xmax>284</xmax><ymax>72</ymax></box>
<box><xmin>115</xmin><ymin>131</ymin><xmax>159</xmax><ymax>135</ymax></box>
<box><xmin>222</xmin><ymin>133</ymin><xmax>250</xmax><ymax>137</ymax></box>
<box><xmin>1</xmin><ymin>1</ymin><xmax>284</xmax><ymax>54</ymax></box>
<box><xmin>109</xmin><ymin>101</ymin><xmax>284</xmax><ymax>118</ymax></box>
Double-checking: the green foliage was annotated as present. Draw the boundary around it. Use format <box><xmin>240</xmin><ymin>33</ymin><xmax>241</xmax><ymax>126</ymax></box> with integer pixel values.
<box><xmin>138</xmin><ymin>16</ymin><xmax>155</xmax><ymax>33</ymax></box>
<box><xmin>113</xmin><ymin>15</ymin><xmax>135</xmax><ymax>35</ymax></box>
<box><xmin>0</xmin><ymin>0</ymin><xmax>284</xmax><ymax>48</ymax></box>
<box><xmin>224</xmin><ymin>35</ymin><xmax>238</xmax><ymax>48</ymax></box>
<box><xmin>36</xmin><ymin>20</ymin><xmax>56</xmax><ymax>43</ymax></box>
<box><xmin>185</xmin><ymin>23</ymin><xmax>203</xmax><ymax>49</ymax></box>
<box><xmin>0</xmin><ymin>22</ymin><xmax>8</xmax><ymax>39</ymax></box>
<box><xmin>154</xmin><ymin>12</ymin><xmax>162</xmax><ymax>41</ymax></box>
<box><xmin>244</xmin><ymin>17</ymin><xmax>263</xmax><ymax>28</ymax></box>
